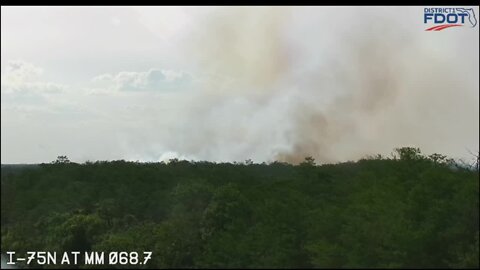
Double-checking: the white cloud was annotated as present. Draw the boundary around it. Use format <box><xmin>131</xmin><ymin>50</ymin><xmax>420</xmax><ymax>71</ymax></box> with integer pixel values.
<box><xmin>92</xmin><ymin>68</ymin><xmax>192</xmax><ymax>92</ymax></box>
<box><xmin>1</xmin><ymin>60</ymin><xmax>65</xmax><ymax>95</ymax></box>
<box><xmin>3</xmin><ymin>60</ymin><xmax>42</xmax><ymax>84</ymax></box>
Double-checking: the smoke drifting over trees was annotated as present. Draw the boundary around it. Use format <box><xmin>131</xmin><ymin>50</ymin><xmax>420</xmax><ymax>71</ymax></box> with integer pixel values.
<box><xmin>154</xmin><ymin>7</ymin><xmax>478</xmax><ymax>164</ymax></box>
<box><xmin>1</xmin><ymin>7</ymin><xmax>478</xmax><ymax>164</ymax></box>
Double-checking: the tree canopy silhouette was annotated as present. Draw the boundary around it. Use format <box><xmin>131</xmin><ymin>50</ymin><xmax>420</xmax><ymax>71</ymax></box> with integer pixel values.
<box><xmin>1</xmin><ymin>148</ymin><xmax>478</xmax><ymax>268</ymax></box>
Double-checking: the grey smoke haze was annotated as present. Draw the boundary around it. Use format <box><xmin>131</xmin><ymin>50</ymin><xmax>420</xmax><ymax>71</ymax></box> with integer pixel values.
<box><xmin>1</xmin><ymin>7</ymin><xmax>479</xmax><ymax>164</ymax></box>
<box><xmin>158</xmin><ymin>7</ymin><xmax>479</xmax><ymax>164</ymax></box>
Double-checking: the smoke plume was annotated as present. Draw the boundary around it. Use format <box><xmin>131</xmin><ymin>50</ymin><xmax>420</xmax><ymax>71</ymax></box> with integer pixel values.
<box><xmin>150</xmin><ymin>7</ymin><xmax>480</xmax><ymax>164</ymax></box>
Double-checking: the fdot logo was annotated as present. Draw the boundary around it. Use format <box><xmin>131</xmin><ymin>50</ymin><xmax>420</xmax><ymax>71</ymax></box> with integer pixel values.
<box><xmin>424</xmin><ymin>7</ymin><xmax>477</xmax><ymax>31</ymax></box>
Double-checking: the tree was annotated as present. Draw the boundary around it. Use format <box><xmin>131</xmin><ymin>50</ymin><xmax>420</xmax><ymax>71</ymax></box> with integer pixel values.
<box><xmin>394</xmin><ymin>147</ymin><xmax>422</xmax><ymax>161</ymax></box>
<box><xmin>54</xmin><ymin>155</ymin><xmax>70</xmax><ymax>164</ymax></box>
<box><xmin>300</xmin><ymin>156</ymin><xmax>316</xmax><ymax>166</ymax></box>
<box><xmin>428</xmin><ymin>153</ymin><xmax>447</xmax><ymax>164</ymax></box>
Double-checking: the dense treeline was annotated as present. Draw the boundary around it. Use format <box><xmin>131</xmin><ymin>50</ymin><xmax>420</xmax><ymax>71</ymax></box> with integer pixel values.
<box><xmin>1</xmin><ymin>148</ymin><xmax>478</xmax><ymax>268</ymax></box>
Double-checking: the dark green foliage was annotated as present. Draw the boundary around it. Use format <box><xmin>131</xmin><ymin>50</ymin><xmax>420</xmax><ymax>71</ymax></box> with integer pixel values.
<box><xmin>53</xmin><ymin>156</ymin><xmax>71</xmax><ymax>164</ymax></box>
<box><xmin>1</xmin><ymin>148</ymin><xmax>478</xmax><ymax>268</ymax></box>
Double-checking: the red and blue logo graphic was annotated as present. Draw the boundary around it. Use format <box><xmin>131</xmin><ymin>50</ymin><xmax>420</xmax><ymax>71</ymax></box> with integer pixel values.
<box><xmin>424</xmin><ymin>7</ymin><xmax>477</xmax><ymax>31</ymax></box>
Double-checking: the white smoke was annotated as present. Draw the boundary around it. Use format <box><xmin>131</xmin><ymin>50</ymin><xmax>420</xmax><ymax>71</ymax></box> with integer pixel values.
<box><xmin>131</xmin><ymin>7</ymin><xmax>478</xmax><ymax>164</ymax></box>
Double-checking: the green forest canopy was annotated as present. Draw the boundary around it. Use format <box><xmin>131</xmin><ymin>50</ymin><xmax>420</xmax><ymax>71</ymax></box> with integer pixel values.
<box><xmin>1</xmin><ymin>147</ymin><xmax>479</xmax><ymax>268</ymax></box>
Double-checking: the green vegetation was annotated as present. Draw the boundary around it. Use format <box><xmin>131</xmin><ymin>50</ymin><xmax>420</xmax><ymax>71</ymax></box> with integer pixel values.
<box><xmin>1</xmin><ymin>148</ymin><xmax>478</xmax><ymax>268</ymax></box>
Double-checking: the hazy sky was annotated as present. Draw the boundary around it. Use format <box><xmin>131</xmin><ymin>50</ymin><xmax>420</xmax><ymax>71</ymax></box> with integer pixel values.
<box><xmin>1</xmin><ymin>6</ymin><xmax>479</xmax><ymax>164</ymax></box>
